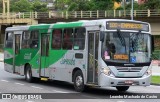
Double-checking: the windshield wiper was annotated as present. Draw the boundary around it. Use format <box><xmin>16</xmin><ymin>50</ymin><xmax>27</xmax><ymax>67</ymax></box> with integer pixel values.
<box><xmin>130</xmin><ymin>30</ymin><xmax>141</xmax><ymax>52</ymax></box>
<box><xmin>117</xmin><ymin>29</ymin><xmax>126</xmax><ymax>53</ymax></box>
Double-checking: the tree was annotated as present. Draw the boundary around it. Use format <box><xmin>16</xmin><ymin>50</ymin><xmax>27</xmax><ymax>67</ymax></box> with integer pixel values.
<box><xmin>144</xmin><ymin>0</ymin><xmax>160</xmax><ymax>9</ymax></box>
<box><xmin>125</xmin><ymin>2</ymin><xmax>145</xmax><ymax>10</ymax></box>
<box><xmin>10</xmin><ymin>0</ymin><xmax>31</xmax><ymax>12</ymax></box>
<box><xmin>55</xmin><ymin>0</ymin><xmax>114</xmax><ymax>11</ymax></box>
<box><xmin>55</xmin><ymin>0</ymin><xmax>66</xmax><ymax>10</ymax></box>
<box><xmin>31</xmin><ymin>0</ymin><xmax>48</xmax><ymax>12</ymax></box>
<box><xmin>0</xmin><ymin>0</ymin><xmax>2</xmax><ymax>13</ymax></box>
<box><xmin>91</xmin><ymin>0</ymin><xmax>114</xmax><ymax>10</ymax></box>
<box><xmin>114</xmin><ymin>0</ymin><xmax>122</xmax><ymax>3</ymax></box>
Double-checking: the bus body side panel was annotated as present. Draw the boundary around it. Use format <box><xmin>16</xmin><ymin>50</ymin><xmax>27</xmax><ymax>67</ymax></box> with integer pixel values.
<box><xmin>24</xmin><ymin>49</ymin><xmax>40</xmax><ymax>77</ymax></box>
<box><xmin>48</xmin><ymin>50</ymin><xmax>67</xmax><ymax>81</ymax></box>
<box><xmin>4</xmin><ymin>48</ymin><xmax>14</xmax><ymax>73</ymax></box>
<box><xmin>66</xmin><ymin>50</ymin><xmax>86</xmax><ymax>83</ymax></box>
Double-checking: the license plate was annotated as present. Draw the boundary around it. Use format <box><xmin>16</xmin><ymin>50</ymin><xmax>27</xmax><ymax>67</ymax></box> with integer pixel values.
<box><xmin>125</xmin><ymin>80</ymin><xmax>133</xmax><ymax>84</ymax></box>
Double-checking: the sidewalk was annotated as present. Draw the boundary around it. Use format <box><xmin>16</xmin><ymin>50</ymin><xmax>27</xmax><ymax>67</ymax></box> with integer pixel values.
<box><xmin>152</xmin><ymin>66</ymin><xmax>160</xmax><ymax>76</ymax></box>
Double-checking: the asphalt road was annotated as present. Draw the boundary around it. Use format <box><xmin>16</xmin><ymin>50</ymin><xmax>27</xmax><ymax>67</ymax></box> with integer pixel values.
<box><xmin>0</xmin><ymin>62</ymin><xmax>160</xmax><ymax>102</ymax></box>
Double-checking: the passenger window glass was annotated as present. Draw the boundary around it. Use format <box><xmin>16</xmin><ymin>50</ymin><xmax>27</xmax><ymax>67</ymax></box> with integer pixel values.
<box><xmin>74</xmin><ymin>28</ymin><xmax>86</xmax><ymax>50</ymax></box>
<box><xmin>63</xmin><ymin>29</ymin><xmax>73</xmax><ymax>50</ymax></box>
<box><xmin>30</xmin><ymin>31</ymin><xmax>39</xmax><ymax>48</ymax></box>
<box><xmin>52</xmin><ymin>29</ymin><xmax>62</xmax><ymax>49</ymax></box>
<box><xmin>5</xmin><ymin>32</ymin><xmax>13</xmax><ymax>48</ymax></box>
<box><xmin>22</xmin><ymin>31</ymin><xmax>30</xmax><ymax>49</ymax></box>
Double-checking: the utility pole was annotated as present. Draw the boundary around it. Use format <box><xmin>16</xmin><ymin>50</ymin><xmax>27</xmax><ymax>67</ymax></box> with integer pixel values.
<box><xmin>1</xmin><ymin>0</ymin><xmax>10</xmax><ymax>44</ymax></box>
<box><xmin>123</xmin><ymin>0</ymin><xmax>126</xmax><ymax>17</ymax></box>
<box><xmin>131</xmin><ymin>0</ymin><xmax>133</xmax><ymax>20</ymax></box>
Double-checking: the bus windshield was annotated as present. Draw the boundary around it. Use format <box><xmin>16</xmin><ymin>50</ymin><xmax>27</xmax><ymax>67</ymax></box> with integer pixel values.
<box><xmin>102</xmin><ymin>32</ymin><xmax>151</xmax><ymax>63</ymax></box>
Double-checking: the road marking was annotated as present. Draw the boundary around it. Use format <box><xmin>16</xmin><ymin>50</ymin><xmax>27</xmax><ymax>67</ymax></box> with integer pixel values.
<box><xmin>1</xmin><ymin>80</ymin><xmax>9</xmax><ymax>82</ymax></box>
<box><xmin>52</xmin><ymin>90</ymin><xmax>69</xmax><ymax>93</ymax></box>
<box><xmin>15</xmin><ymin>83</ymin><xmax>24</xmax><ymax>86</ymax></box>
<box><xmin>31</xmin><ymin>86</ymin><xmax>43</xmax><ymax>90</ymax></box>
<box><xmin>25</xmin><ymin>101</ymin><xmax>34</xmax><ymax>102</ymax></box>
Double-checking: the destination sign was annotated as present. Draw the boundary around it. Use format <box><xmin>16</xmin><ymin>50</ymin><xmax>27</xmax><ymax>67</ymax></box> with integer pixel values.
<box><xmin>114</xmin><ymin>54</ymin><xmax>129</xmax><ymax>60</ymax></box>
<box><xmin>106</xmin><ymin>21</ymin><xmax>149</xmax><ymax>32</ymax></box>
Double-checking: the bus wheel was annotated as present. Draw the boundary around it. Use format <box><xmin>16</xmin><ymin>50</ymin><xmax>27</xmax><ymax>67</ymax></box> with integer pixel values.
<box><xmin>116</xmin><ymin>86</ymin><xmax>129</xmax><ymax>92</ymax></box>
<box><xmin>25</xmin><ymin>65</ymin><xmax>34</xmax><ymax>83</ymax></box>
<box><xmin>73</xmin><ymin>70</ymin><xmax>84</xmax><ymax>92</ymax></box>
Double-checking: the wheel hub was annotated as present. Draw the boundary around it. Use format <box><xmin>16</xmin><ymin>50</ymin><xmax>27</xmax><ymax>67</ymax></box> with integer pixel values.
<box><xmin>26</xmin><ymin>69</ymin><xmax>30</xmax><ymax>79</ymax></box>
<box><xmin>76</xmin><ymin>76</ymin><xmax>83</xmax><ymax>87</ymax></box>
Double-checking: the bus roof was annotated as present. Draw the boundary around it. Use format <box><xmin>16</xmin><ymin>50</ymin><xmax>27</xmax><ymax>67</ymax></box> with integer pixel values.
<box><xmin>5</xmin><ymin>19</ymin><xmax>149</xmax><ymax>32</ymax></box>
<box><xmin>6</xmin><ymin>25</ymin><xmax>30</xmax><ymax>32</ymax></box>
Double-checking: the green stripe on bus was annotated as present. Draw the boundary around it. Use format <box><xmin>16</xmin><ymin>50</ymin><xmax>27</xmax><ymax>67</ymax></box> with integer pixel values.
<box><xmin>53</xmin><ymin>22</ymin><xmax>83</xmax><ymax>28</ymax></box>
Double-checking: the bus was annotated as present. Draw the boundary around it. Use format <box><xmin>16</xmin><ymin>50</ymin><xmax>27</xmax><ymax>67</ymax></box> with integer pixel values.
<box><xmin>4</xmin><ymin>19</ymin><xmax>153</xmax><ymax>92</ymax></box>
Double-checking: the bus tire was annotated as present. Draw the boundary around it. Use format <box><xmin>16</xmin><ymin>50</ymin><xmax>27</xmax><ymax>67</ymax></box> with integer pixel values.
<box><xmin>25</xmin><ymin>65</ymin><xmax>34</xmax><ymax>83</ymax></box>
<box><xmin>116</xmin><ymin>86</ymin><xmax>129</xmax><ymax>92</ymax></box>
<box><xmin>73</xmin><ymin>70</ymin><xmax>84</xmax><ymax>92</ymax></box>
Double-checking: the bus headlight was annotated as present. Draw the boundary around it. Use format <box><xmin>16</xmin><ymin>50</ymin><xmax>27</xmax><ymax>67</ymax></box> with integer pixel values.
<box><xmin>102</xmin><ymin>67</ymin><xmax>111</xmax><ymax>76</ymax></box>
<box><xmin>146</xmin><ymin>69</ymin><xmax>152</xmax><ymax>75</ymax></box>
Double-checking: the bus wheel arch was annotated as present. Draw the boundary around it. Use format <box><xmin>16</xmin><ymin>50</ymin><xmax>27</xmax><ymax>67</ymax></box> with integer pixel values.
<box><xmin>72</xmin><ymin>68</ymin><xmax>84</xmax><ymax>92</ymax></box>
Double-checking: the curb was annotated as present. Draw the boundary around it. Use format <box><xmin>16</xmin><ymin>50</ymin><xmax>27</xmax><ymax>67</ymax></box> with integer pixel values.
<box><xmin>151</xmin><ymin>83</ymin><xmax>160</xmax><ymax>86</ymax></box>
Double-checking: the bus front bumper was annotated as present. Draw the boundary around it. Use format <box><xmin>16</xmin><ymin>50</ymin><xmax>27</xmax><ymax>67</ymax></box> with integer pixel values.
<box><xmin>99</xmin><ymin>73</ymin><xmax>151</xmax><ymax>87</ymax></box>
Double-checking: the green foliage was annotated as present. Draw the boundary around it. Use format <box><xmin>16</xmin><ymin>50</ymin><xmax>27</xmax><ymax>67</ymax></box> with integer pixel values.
<box><xmin>114</xmin><ymin>0</ymin><xmax>122</xmax><ymax>3</ymax></box>
<box><xmin>2</xmin><ymin>0</ymin><xmax>160</xmax><ymax>13</ymax></box>
<box><xmin>67</xmin><ymin>3</ymin><xmax>78</xmax><ymax>11</ymax></box>
<box><xmin>10</xmin><ymin>0</ymin><xmax>48</xmax><ymax>12</ymax></box>
<box><xmin>144</xmin><ymin>0</ymin><xmax>160</xmax><ymax>9</ymax></box>
<box><xmin>11</xmin><ymin>0</ymin><xmax>31</xmax><ymax>12</ymax></box>
<box><xmin>124</xmin><ymin>0</ymin><xmax>160</xmax><ymax>10</ymax></box>
<box><xmin>0</xmin><ymin>0</ymin><xmax>2</xmax><ymax>13</ymax></box>
<box><xmin>125</xmin><ymin>3</ymin><xmax>146</xmax><ymax>10</ymax></box>
<box><xmin>91</xmin><ymin>0</ymin><xmax>114</xmax><ymax>10</ymax></box>
<box><xmin>31</xmin><ymin>0</ymin><xmax>48</xmax><ymax>12</ymax></box>
<box><xmin>55</xmin><ymin>0</ymin><xmax>114</xmax><ymax>11</ymax></box>
<box><xmin>116</xmin><ymin>7</ymin><xmax>123</xmax><ymax>10</ymax></box>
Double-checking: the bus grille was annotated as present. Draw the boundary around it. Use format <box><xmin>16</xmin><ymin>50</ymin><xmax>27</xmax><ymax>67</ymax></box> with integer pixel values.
<box><xmin>116</xmin><ymin>67</ymin><xmax>142</xmax><ymax>72</ymax></box>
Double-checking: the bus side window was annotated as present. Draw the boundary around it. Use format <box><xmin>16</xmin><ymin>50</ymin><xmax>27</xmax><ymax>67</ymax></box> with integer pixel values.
<box><xmin>22</xmin><ymin>31</ymin><xmax>30</xmax><ymax>48</ymax></box>
<box><xmin>52</xmin><ymin>29</ymin><xmax>62</xmax><ymax>49</ymax></box>
<box><xmin>74</xmin><ymin>27</ymin><xmax>86</xmax><ymax>50</ymax></box>
<box><xmin>63</xmin><ymin>29</ymin><xmax>73</xmax><ymax>50</ymax></box>
<box><xmin>5</xmin><ymin>32</ymin><xmax>13</xmax><ymax>48</ymax></box>
<box><xmin>30</xmin><ymin>31</ymin><xmax>39</xmax><ymax>48</ymax></box>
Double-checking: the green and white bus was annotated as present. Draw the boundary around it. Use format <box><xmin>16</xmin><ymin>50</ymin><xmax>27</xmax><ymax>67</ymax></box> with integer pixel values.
<box><xmin>4</xmin><ymin>19</ymin><xmax>153</xmax><ymax>92</ymax></box>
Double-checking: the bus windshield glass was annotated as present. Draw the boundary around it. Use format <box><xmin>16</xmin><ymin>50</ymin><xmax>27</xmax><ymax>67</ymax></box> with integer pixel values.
<box><xmin>102</xmin><ymin>32</ymin><xmax>151</xmax><ymax>63</ymax></box>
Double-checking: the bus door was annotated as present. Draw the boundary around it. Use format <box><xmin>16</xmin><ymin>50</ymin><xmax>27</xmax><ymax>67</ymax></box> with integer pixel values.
<box><xmin>14</xmin><ymin>34</ymin><xmax>21</xmax><ymax>73</ymax></box>
<box><xmin>40</xmin><ymin>34</ymin><xmax>50</xmax><ymax>77</ymax></box>
<box><xmin>4</xmin><ymin>32</ymin><xmax>14</xmax><ymax>73</ymax></box>
<box><xmin>87</xmin><ymin>31</ymin><xmax>99</xmax><ymax>84</ymax></box>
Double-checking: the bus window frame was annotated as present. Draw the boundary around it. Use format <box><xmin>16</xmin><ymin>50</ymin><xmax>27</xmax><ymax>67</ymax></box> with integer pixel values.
<box><xmin>5</xmin><ymin>32</ymin><xmax>14</xmax><ymax>48</ymax></box>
